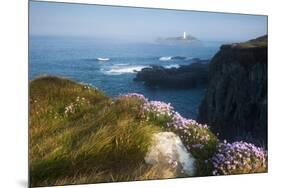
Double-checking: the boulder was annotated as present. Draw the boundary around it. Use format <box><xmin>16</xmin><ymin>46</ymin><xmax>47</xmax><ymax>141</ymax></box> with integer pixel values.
<box><xmin>145</xmin><ymin>132</ymin><xmax>196</xmax><ymax>177</ymax></box>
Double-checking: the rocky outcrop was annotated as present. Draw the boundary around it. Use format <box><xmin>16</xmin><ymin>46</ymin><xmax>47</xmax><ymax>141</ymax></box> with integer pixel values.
<box><xmin>145</xmin><ymin>132</ymin><xmax>196</xmax><ymax>177</ymax></box>
<box><xmin>197</xmin><ymin>35</ymin><xmax>268</xmax><ymax>145</ymax></box>
<box><xmin>134</xmin><ymin>59</ymin><xmax>209</xmax><ymax>89</ymax></box>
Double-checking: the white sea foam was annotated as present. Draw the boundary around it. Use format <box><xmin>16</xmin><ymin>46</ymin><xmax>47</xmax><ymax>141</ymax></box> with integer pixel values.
<box><xmin>159</xmin><ymin>56</ymin><xmax>173</xmax><ymax>61</ymax></box>
<box><xmin>102</xmin><ymin>65</ymin><xmax>149</xmax><ymax>75</ymax></box>
<box><xmin>164</xmin><ymin>64</ymin><xmax>180</xmax><ymax>69</ymax></box>
<box><xmin>97</xmin><ymin>57</ymin><xmax>110</xmax><ymax>61</ymax></box>
<box><xmin>114</xmin><ymin>63</ymin><xmax>128</xmax><ymax>66</ymax></box>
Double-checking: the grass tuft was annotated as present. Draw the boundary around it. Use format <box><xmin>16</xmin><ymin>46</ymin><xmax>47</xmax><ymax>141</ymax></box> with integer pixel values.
<box><xmin>29</xmin><ymin>76</ymin><xmax>161</xmax><ymax>187</ymax></box>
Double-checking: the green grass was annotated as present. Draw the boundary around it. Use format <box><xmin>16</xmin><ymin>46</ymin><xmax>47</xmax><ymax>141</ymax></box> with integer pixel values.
<box><xmin>229</xmin><ymin>35</ymin><xmax>267</xmax><ymax>49</ymax></box>
<box><xmin>29</xmin><ymin>76</ymin><xmax>162</xmax><ymax>187</ymax></box>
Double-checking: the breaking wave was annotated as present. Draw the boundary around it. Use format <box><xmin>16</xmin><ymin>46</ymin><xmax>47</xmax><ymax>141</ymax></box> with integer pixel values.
<box><xmin>101</xmin><ymin>65</ymin><xmax>149</xmax><ymax>75</ymax></box>
<box><xmin>164</xmin><ymin>64</ymin><xmax>180</xmax><ymax>69</ymax></box>
<box><xmin>159</xmin><ymin>56</ymin><xmax>173</xmax><ymax>61</ymax></box>
<box><xmin>159</xmin><ymin>56</ymin><xmax>188</xmax><ymax>61</ymax></box>
<box><xmin>97</xmin><ymin>57</ymin><xmax>110</xmax><ymax>61</ymax></box>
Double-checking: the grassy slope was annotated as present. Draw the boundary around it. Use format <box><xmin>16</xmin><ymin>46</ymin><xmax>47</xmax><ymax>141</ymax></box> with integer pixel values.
<box><xmin>225</xmin><ymin>35</ymin><xmax>268</xmax><ymax>49</ymax></box>
<box><xmin>29</xmin><ymin>76</ymin><xmax>164</xmax><ymax>187</ymax></box>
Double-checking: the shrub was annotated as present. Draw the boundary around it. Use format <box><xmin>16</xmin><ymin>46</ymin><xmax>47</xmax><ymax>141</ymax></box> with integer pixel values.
<box><xmin>212</xmin><ymin>141</ymin><xmax>267</xmax><ymax>175</ymax></box>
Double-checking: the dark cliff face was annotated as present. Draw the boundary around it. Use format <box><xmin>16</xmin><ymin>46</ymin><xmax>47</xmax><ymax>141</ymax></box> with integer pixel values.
<box><xmin>197</xmin><ymin>36</ymin><xmax>268</xmax><ymax>145</ymax></box>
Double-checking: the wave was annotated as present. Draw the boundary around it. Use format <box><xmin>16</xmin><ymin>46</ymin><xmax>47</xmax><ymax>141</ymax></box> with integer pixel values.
<box><xmin>164</xmin><ymin>64</ymin><xmax>180</xmax><ymax>69</ymax></box>
<box><xmin>159</xmin><ymin>56</ymin><xmax>173</xmax><ymax>61</ymax></box>
<box><xmin>101</xmin><ymin>65</ymin><xmax>149</xmax><ymax>75</ymax></box>
<box><xmin>159</xmin><ymin>56</ymin><xmax>187</xmax><ymax>61</ymax></box>
<box><xmin>97</xmin><ymin>57</ymin><xmax>110</xmax><ymax>61</ymax></box>
<box><xmin>84</xmin><ymin>56</ymin><xmax>193</xmax><ymax>62</ymax></box>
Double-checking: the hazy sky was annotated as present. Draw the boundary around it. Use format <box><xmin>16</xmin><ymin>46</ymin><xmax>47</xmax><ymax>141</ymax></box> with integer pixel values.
<box><xmin>29</xmin><ymin>1</ymin><xmax>267</xmax><ymax>42</ymax></box>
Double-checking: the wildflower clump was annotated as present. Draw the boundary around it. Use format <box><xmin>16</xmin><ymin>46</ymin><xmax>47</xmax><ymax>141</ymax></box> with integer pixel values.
<box><xmin>168</xmin><ymin>112</ymin><xmax>198</xmax><ymax>129</ymax></box>
<box><xmin>144</xmin><ymin>101</ymin><xmax>218</xmax><ymax>160</ymax></box>
<box><xmin>64</xmin><ymin>96</ymin><xmax>89</xmax><ymax>118</ymax></box>
<box><xmin>124</xmin><ymin>93</ymin><xmax>220</xmax><ymax>175</ymax></box>
<box><xmin>118</xmin><ymin>93</ymin><xmax>148</xmax><ymax>102</ymax></box>
<box><xmin>174</xmin><ymin>123</ymin><xmax>218</xmax><ymax>160</ymax></box>
<box><xmin>113</xmin><ymin>92</ymin><xmax>267</xmax><ymax>176</ymax></box>
<box><xmin>143</xmin><ymin>101</ymin><xmax>174</xmax><ymax>124</ymax></box>
<box><xmin>212</xmin><ymin>141</ymin><xmax>267</xmax><ymax>175</ymax></box>
<box><xmin>167</xmin><ymin>112</ymin><xmax>218</xmax><ymax>176</ymax></box>
<box><xmin>121</xmin><ymin>93</ymin><xmax>219</xmax><ymax>161</ymax></box>
<box><xmin>119</xmin><ymin>93</ymin><xmax>174</xmax><ymax>125</ymax></box>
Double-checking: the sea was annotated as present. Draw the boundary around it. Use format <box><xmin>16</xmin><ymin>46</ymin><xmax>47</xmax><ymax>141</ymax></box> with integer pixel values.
<box><xmin>29</xmin><ymin>36</ymin><xmax>222</xmax><ymax>119</ymax></box>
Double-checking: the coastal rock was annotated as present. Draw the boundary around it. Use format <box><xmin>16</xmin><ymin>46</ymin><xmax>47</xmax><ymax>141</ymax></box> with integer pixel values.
<box><xmin>145</xmin><ymin>132</ymin><xmax>196</xmax><ymax>177</ymax></box>
<box><xmin>197</xmin><ymin>35</ymin><xmax>268</xmax><ymax>145</ymax></box>
<box><xmin>134</xmin><ymin>59</ymin><xmax>209</xmax><ymax>89</ymax></box>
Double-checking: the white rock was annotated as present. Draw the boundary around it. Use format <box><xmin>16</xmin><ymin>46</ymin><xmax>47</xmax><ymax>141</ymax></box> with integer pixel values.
<box><xmin>145</xmin><ymin>132</ymin><xmax>196</xmax><ymax>176</ymax></box>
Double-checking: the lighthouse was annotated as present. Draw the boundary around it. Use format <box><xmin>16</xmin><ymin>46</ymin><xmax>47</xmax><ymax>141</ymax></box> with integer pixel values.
<box><xmin>183</xmin><ymin>32</ymin><xmax>186</xmax><ymax>39</ymax></box>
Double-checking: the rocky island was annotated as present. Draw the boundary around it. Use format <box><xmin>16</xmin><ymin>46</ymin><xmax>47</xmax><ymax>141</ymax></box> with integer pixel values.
<box><xmin>156</xmin><ymin>32</ymin><xmax>202</xmax><ymax>46</ymax></box>
<box><xmin>198</xmin><ymin>35</ymin><xmax>268</xmax><ymax>145</ymax></box>
<box><xmin>134</xmin><ymin>58</ymin><xmax>209</xmax><ymax>89</ymax></box>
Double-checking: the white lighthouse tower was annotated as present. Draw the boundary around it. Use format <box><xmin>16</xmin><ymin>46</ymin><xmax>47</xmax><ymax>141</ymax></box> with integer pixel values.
<box><xmin>183</xmin><ymin>32</ymin><xmax>186</xmax><ymax>39</ymax></box>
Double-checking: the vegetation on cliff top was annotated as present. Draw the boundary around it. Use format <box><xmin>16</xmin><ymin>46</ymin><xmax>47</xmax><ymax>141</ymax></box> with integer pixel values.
<box><xmin>29</xmin><ymin>76</ymin><xmax>267</xmax><ymax>187</ymax></box>
<box><xmin>30</xmin><ymin>76</ymin><xmax>162</xmax><ymax>186</ymax></box>
<box><xmin>221</xmin><ymin>35</ymin><xmax>267</xmax><ymax>49</ymax></box>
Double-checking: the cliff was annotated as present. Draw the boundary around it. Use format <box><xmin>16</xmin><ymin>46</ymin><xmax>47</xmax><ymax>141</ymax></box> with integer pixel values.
<box><xmin>197</xmin><ymin>35</ymin><xmax>268</xmax><ymax>145</ymax></box>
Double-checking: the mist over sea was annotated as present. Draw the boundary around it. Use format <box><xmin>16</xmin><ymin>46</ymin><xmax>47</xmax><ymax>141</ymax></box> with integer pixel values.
<box><xmin>29</xmin><ymin>36</ymin><xmax>222</xmax><ymax>118</ymax></box>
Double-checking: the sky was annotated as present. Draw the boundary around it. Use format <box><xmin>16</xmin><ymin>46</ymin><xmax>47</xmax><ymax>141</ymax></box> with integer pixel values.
<box><xmin>29</xmin><ymin>1</ymin><xmax>267</xmax><ymax>42</ymax></box>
